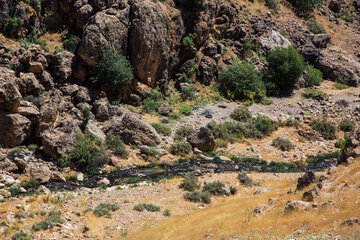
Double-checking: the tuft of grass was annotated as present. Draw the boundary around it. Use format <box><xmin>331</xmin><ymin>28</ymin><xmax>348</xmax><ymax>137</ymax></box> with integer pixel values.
<box><xmin>303</xmin><ymin>87</ymin><xmax>328</xmax><ymax>100</ymax></box>
<box><xmin>93</xmin><ymin>203</ymin><xmax>120</xmax><ymax>217</ymax></box>
<box><xmin>11</xmin><ymin>231</ymin><xmax>32</xmax><ymax>240</ymax></box>
<box><xmin>163</xmin><ymin>209</ymin><xmax>171</xmax><ymax>217</ymax></box>
<box><xmin>272</xmin><ymin>137</ymin><xmax>293</xmax><ymax>151</ymax></box>
<box><xmin>134</xmin><ymin>203</ymin><xmax>160</xmax><ymax>212</ymax></box>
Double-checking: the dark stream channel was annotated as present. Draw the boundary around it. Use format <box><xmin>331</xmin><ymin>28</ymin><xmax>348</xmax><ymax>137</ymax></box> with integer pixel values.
<box><xmin>31</xmin><ymin>157</ymin><xmax>337</xmax><ymax>192</ymax></box>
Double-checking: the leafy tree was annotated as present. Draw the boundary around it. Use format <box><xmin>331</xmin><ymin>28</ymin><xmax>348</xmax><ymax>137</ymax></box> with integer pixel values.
<box><xmin>265</xmin><ymin>47</ymin><xmax>305</xmax><ymax>95</ymax></box>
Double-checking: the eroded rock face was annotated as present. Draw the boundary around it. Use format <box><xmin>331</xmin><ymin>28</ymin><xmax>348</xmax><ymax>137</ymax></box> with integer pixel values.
<box><xmin>296</xmin><ymin>171</ymin><xmax>316</xmax><ymax>191</ymax></box>
<box><xmin>30</xmin><ymin>164</ymin><xmax>51</xmax><ymax>184</ymax></box>
<box><xmin>259</xmin><ymin>30</ymin><xmax>292</xmax><ymax>54</ymax></box>
<box><xmin>103</xmin><ymin>113</ymin><xmax>161</xmax><ymax>146</ymax></box>
<box><xmin>129</xmin><ymin>0</ymin><xmax>184</xmax><ymax>88</ymax></box>
<box><xmin>78</xmin><ymin>7</ymin><xmax>130</xmax><ymax>67</ymax></box>
<box><xmin>53</xmin><ymin>51</ymin><xmax>75</xmax><ymax>82</ymax></box>
<box><xmin>339</xmin><ymin>127</ymin><xmax>360</xmax><ymax>164</ymax></box>
<box><xmin>0</xmin><ymin>111</ymin><xmax>32</xmax><ymax>147</ymax></box>
<box><xmin>0</xmin><ymin>67</ymin><xmax>22</xmax><ymax>112</ymax></box>
<box><xmin>187</xmin><ymin>127</ymin><xmax>216</xmax><ymax>152</ymax></box>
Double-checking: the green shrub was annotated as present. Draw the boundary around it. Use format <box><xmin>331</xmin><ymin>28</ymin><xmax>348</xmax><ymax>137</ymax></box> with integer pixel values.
<box><xmin>20</xmin><ymin>28</ymin><xmax>49</xmax><ymax>52</ymax></box>
<box><xmin>93</xmin><ymin>203</ymin><xmax>120</xmax><ymax>217</ymax></box>
<box><xmin>170</xmin><ymin>142</ymin><xmax>192</xmax><ymax>156</ymax></box>
<box><xmin>265</xmin><ymin>0</ymin><xmax>280</xmax><ymax>13</ymax></box>
<box><xmin>335</xmin><ymin>134</ymin><xmax>349</xmax><ymax>149</ymax></box>
<box><xmin>334</xmin><ymin>77</ymin><xmax>349</xmax><ymax>89</ymax></box>
<box><xmin>218</xmin><ymin>62</ymin><xmax>266</xmax><ymax>102</ymax></box>
<box><xmin>182</xmin><ymin>33</ymin><xmax>197</xmax><ymax>48</ymax></box>
<box><xmin>175</xmin><ymin>0</ymin><xmax>204</xmax><ymax>9</ymax></box>
<box><xmin>291</xmin><ymin>0</ymin><xmax>325</xmax><ymax>11</ymax></box>
<box><xmin>180</xmin><ymin>104</ymin><xmax>193</xmax><ymax>116</ymax></box>
<box><xmin>230</xmin><ymin>106</ymin><xmax>252</xmax><ymax>122</ymax></box>
<box><xmin>310</xmin><ymin>119</ymin><xmax>337</xmax><ymax>140</ymax></box>
<box><xmin>183</xmin><ymin>191</ymin><xmax>211</xmax><ymax>203</ymax></box>
<box><xmin>5</xmin><ymin>17</ymin><xmax>22</xmax><ymax>31</ymax></box>
<box><xmin>11</xmin><ymin>231</ymin><xmax>32</xmax><ymax>240</ymax></box>
<box><xmin>334</xmin><ymin>82</ymin><xmax>348</xmax><ymax>90</ymax></box>
<box><xmin>303</xmin><ymin>87</ymin><xmax>328</xmax><ymax>100</ymax></box>
<box><xmin>304</xmin><ymin>65</ymin><xmax>323</xmax><ymax>87</ymax></box>
<box><xmin>246</xmin><ymin>116</ymin><xmax>276</xmax><ymax>139</ymax></box>
<box><xmin>92</xmin><ymin>48</ymin><xmax>133</xmax><ymax>88</ymax></box>
<box><xmin>202</xmin><ymin>181</ymin><xmax>227</xmax><ymax>196</ymax></box>
<box><xmin>339</xmin><ymin>119</ymin><xmax>355</xmax><ymax>132</ymax></box>
<box><xmin>179</xmin><ymin>174</ymin><xmax>200</xmax><ymax>191</ymax></box>
<box><xmin>283</xmin><ymin>118</ymin><xmax>300</xmax><ymax>127</ymax></box>
<box><xmin>265</xmin><ymin>47</ymin><xmax>305</xmax><ymax>95</ymax></box>
<box><xmin>105</xmin><ymin>133</ymin><xmax>129</xmax><ymax>158</ymax></box>
<box><xmin>230</xmin><ymin>186</ymin><xmax>237</xmax><ymax>195</ymax></box>
<box><xmin>58</xmin><ymin>132</ymin><xmax>107</xmax><ymax>174</ymax></box>
<box><xmin>151</xmin><ymin>123</ymin><xmax>172</xmax><ymax>136</ymax></box>
<box><xmin>23</xmin><ymin>95</ymin><xmax>42</xmax><ymax>108</ymax></box>
<box><xmin>163</xmin><ymin>209</ymin><xmax>171</xmax><ymax>217</ymax></box>
<box><xmin>9</xmin><ymin>188</ymin><xmax>22</xmax><ymax>197</ymax></box>
<box><xmin>133</xmin><ymin>203</ymin><xmax>160</xmax><ymax>212</ymax></box>
<box><xmin>174</xmin><ymin>126</ymin><xmax>194</xmax><ymax>141</ymax></box>
<box><xmin>32</xmin><ymin>211</ymin><xmax>64</xmax><ymax>231</ymax></box>
<box><xmin>306</xmin><ymin>19</ymin><xmax>326</xmax><ymax>34</ymax></box>
<box><xmin>341</xmin><ymin>10</ymin><xmax>354</xmax><ymax>23</ymax></box>
<box><xmin>215</xmin><ymin>139</ymin><xmax>228</xmax><ymax>148</ymax></box>
<box><xmin>209</xmin><ymin>121</ymin><xmax>247</xmax><ymax>143</ymax></box>
<box><xmin>80</xmin><ymin>108</ymin><xmax>91</xmax><ymax>131</ymax></box>
<box><xmin>181</xmin><ymin>86</ymin><xmax>197</xmax><ymax>100</ymax></box>
<box><xmin>142</xmin><ymin>89</ymin><xmax>163</xmax><ymax>113</ymax></box>
<box><xmin>306</xmin><ymin>151</ymin><xmax>340</xmax><ymax>164</ymax></box>
<box><xmin>238</xmin><ymin>172</ymin><xmax>258</xmax><ymax>186</ymax></box>
<box><xmin>62</xmin><ymin>35</ymin><xmax>79</xmax><ymax>53</ymax></box>
<box><xmin>272</xmin><ymin>137</ymin><xmax>293</xmax><ymax>151</ymax></box>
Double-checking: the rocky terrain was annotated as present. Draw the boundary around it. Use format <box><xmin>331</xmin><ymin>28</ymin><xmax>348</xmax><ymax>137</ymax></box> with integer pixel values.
<box><xmin>0</xmin><ymin>0</ymin><xmax>359</xmax><ymax>239</ymax></box>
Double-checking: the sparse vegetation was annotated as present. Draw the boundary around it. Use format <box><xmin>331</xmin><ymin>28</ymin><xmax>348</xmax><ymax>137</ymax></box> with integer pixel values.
<box><xmin>163</xmin><ymin>209</ymin><xmax>171</xmax><ymax>217</ymax></box>
<box><xmin>151</xmin><ymin>123</ymin><xmax>172</xmax><ymax>136</ymax></box>
<box><xmin>230</xmin><ymin>106</ymin><xmax>252</xmax><ymax>122</ymax></box>
<box><xmin>310</xmin><ymin>119</ymin><xmax>337</xmax><ymax>140</ymax></box>
<box><xmin>304</xmin><ymin>65</ymin><xmax>323</xmax><ymax>87</ymax></box>
<box><xmin>92</xmin><ymin>48</ymin><xmax>133</xmax><ymax>88</ymax></box>
<box><xmin>339</xmin><ymin>119</ymin><xmax>355</xmax><ymax>132</ymax></box>
<box><xmin>170</xmin><ymin>142</ymin><xmax>192</xmax><ymax>156</ymax></box>
<box><xmin>174</xmin><ymin>126</ymin><xmax>194</xmax><ymax>141</ymax></box>
<box><xmin>180</xmin><ymin>104</ymin><xmax>193</xmax><ymax>116</ymax></box>
<box><xmin>341</xmin><ymin>10</ymin><xmax>354</xmax><ymax>23</ymax></box>
<box><xmin>202</xmin><ymin>181</ymin><xmax>227</xmax><ymax>196</ymax></box>
<box><xmin>182</xmin><ymin>33</ymin><xmax>197</xmax><ymax>48</ymax></box>
<box><xmin>334</xmin><ymin>77</ymin><xmax>350</xmax><ymax>89</ymax></box>
<box><xmin>179</xmin><ymin>174</ymin><xmax>200</xmax><ymax>191</ymax></box>
<box><xmin>209</xmin><ymin>121</ymin><xmax>247</xmax><ymax>143</ymax></box>
<box><xmin>62</xmin><ymin>35</ymin><xmax>79</xmax><ymax>53</ymax></box>
<box><xmin>105</xmin><ymin>133</ymin><xmax>129</xmax><ymax>158</ymax></box>
<box><xmin>265</xmin><ymin>0</ymin><xmax>280</xmax><ymax>13</ymax></box>
<box><xmin>32</xmin><ymin>211</ymin><xmax>64</xmax><ymax>231</ymax></box>
<box><xmin>272</xmin><ymin>137</ymin><xmax>293</xmax><ymax>151</ymax></box>
<box><xmin>11</xmin><ymin>231</ymin><xmax>32</xmax><ymax>240</ymax></box>
<box><xmin>303</xmin><ymin>87</ymin><xmax>328</xmax><ymax>100</ymax></box>
<box><xmin>93</xmin><ymin>203</ymin><xmax>120</xmax><ymax>217</ymax></box>
<box><xmin>218</xmin><ymin>62</ymin><xmax>266</xmax><ymax>103</ymax></box>
<box><xmin>184</xmin><ymin>191</ymin><xmax>211</xmax><ymax>204</ymax></box>
<box><xmin>246</xmin><ymin>116</ymin><xmax>276</xmax><ymax>139</ymax></box>
<box><xmin>181</xmin><ymin>85</ymin><xmax>197</xmax><ymax>100</ymax></box>
<box><xmin>133</xmin><ymin>203</ymin><xmax>161</xmax><ymax>212</ymax></box>
<box><xmin>306</xmin><ymin>19</ymin><xmax>326</xmax><ymax>34</ymax></box>
<box><xmin>291</xmin><ymin>0</ymin><xmax>325</xmax><ymax>11</ymax></box>
<box><xmin>142</xmin><ymin>88</ymin><xmax>163</xmax><ymax>113</ymax></box>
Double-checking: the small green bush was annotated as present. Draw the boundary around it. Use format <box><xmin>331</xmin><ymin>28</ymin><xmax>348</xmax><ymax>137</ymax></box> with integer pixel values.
<box><xmin>92</xmin><ymin>48</ymin><xmax>133</xmax><ymax>88</ymax></box>
<box><xmin>339</xmin><ymin>119</ymin><xmax>355</xmax><ymax>132</ymax></box>
<box><xmin>303</xmin><ymin>87</ymin><xmax>328</xmax><ymax>100</ymax></box>
<box><xmin>304</xmin><ymin>65</ymin><xmax>323</xmax><ymax>87</ymax></box>
<box><xmin>334</xmin><ymin>82</ymin><xmax>348</xmax><ymax>90</ymax></box>
<box><xmin>184</xmin><ymin>191</ymin><xmax>211</xmax><ymax>203</ymax></box>
<box><xmin>238</xmin><ymin>172</ymin><xmax>258</xmax><ymax>186</ymax></box>
<box><xmin>246</xmin><ymin>116</ymin><xmax>276</xmax><ymax>139</ymax></box>
<box><xmin>11</xmin><ymin>231</ymin><xmax>32</xmax><ymax>240</ymax></box>
<box><xmin>182</xmin><ymin>33</ymin><xmax>197</xmax><ymax>48</ymax></box>
<box><xmin>306</xmin><ymin>19</ymin><xmax>326</xmax><ymax>34</ymax></box>
<box><xmin>4</xmin><ymin>17</ymin><xmax>22</xmax><ymax>31</ymax></box>
<box><xmin>265</xmin><ymin>47</ymin><xmax>305</xmax><ymax>95</ymax></box>
<box><xmin>32</xmin><ymin>211</ymin><xmax>64</xmax><ymax>231</ymax></box>
<box><xmin>174</xmin><ymin>126</ymin><xmax>194</xmax><ymax>141</ymax></box>
<box><xmin>292</xmin><ymin>0</ymin><xmax>325</xmax><ymax>11</ymax></box>
<box><xmin>180</xmin><ymin>104</ymin><xmax>193</xmax><ymax>116</ymax></box>
<box><xmin>209</xmin><ymin>121</ymin><xmax>247</xmax><ymax>143</ymax></box>
<box><xmin>181</xmin><ymin>86</ymin><xmax>197</xmax><ymax>100</ymax></box>
<box><xmin>133</xmin><ymin>203</ymin><xmax>160</xmax><ymax>212</ymax></box>
<box><xmin>230</xmin><ymin>186</ymin><xmax>237</xmax><ymax>195</ymax></box>
<box><xmin>170</xmin><ymin>142</ymin><xmax>192</xmax><ymax>156</ymax></box>
<box><xmin>80</xmin><ymin>108</ymin><xmax>91</xmax><ymax>131</ymax></box>
<box><xmin>142</xmin><ymin>89</ymin><xmax>163</xmax><ymax>113</ymax></box>
<box><xmin>202</xmin><ymin>181</ymin><xmax>227</xmax><ymax>196</ymax></box>
<box><xmin>93</xmin><ymin>203</ymin><xmax>120</xmax><ymax>217</ymax></box>
<box><xmin>163</xmin><ymin>209</ymin><xmax>171</xmax><ymax>217</ymax></box>
<box><xmin>218</xmin><ymin>62</ymin><xmax>266</xmax><ymax>102</ymax></box>
<box><xmin>334</xmin><ymin>77</ymin><xmax>349</xmax><ymax>89</ymax></box>
<box><xmin>283</xmin><ymin>118</ymin><xmax>300</xmax><ymax>127</ymax></box>
<box><xmin>310</xmin><ymin>119</ymin><xmax>337</xmax><ymax>140</ymax></box>
<box><xmin>230</xmin><ymin>106</ymin><xmax>252</xmax><ymax>122</ymax></box>
<box><xmin>341</xmin><ymin>10</ymin><xmax>354</xmax><ymax>23</ymax></box>
<box><xmin>265</xmin><ymin>0</ymin><xmax>280</xmax><ymax>13</ymax></box>
<box><xmin>272</xmin><ymin>137</ymin><xmax>293</xmax><ymax>151</ymax></box>
<box><xmin>179</xmin><ymin>174</ymin><xmax>200</xmax><ymax>191</ymax></box>
<box><xmin>105</xmin><ymin>133</ymin><xmax>129</xmax><ymax>158</ymax></box>
<box><xmin>151</xmin><ymin>123</ymin><xmax>172</xmax><ymax>136</ymax></box>
<box><xmin>215</xmin><ymin>139</ymin><xmax>228</xmax><ymax>148</ymax></box>
<box><xmin>62</xmin><ymin>35</ymin><xmax>79</xmax><ymax>53</ymax></box>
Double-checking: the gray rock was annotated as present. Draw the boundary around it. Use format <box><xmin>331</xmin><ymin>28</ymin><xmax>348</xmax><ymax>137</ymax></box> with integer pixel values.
<box><xmin>187</xmin><ymin>127</ymin><xmax>216</xmax><ymax>152</ymax></box>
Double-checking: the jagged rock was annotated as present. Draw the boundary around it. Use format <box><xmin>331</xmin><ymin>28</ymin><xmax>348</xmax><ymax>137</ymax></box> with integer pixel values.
<box><xmin>203</xmin><ymin>42</ymin><xmax>218</xmax><ymax>57</ymax></box>
<box><xmin>18</xmin><ymin>100</ymin><xmax>40</xmax><ymax>118</ymax></box>
<box><xmin>30</xmin><ymin>164</ymin><xmax>51</xmax><ymax>184</ymax></box>
<box><xmin>14</xmin><ymin>158</ymin><xmax>27</xmax><ymax>171</ymax></box>
<box><xmin>0</xmin><ymin>157</ymin><xmax>18</xmax><ymax>172</ymax></box>
<box><xmin>38</xmin><ymin>90</ymin><xmax>63</xmax><ymax>134</ymax></box>
<box><xmin>104</xmin><ymin>113</ymin><xmax>161</xmax><ymax>146</ymax></box>
<box><xmin>17</xmin><ymin>72</ymin><xmax>44</xmax><ymax>95</ymax></box>
<box><xmin>37</xmin><ymin>185</ymin><xmax>51</xmax><ymax>194</ymax></box>
<box><xmin>75</xmin><ymin>4</ymin><xmax>93</xmax><ymax>31</ymax></box>
<box><xmin>0</xmin><ymin>111</ymin><xmax>32</xmax><ymax>147</ymax></box>
<box><xmin>53</xmin><ymin>51</ymin><xmax>75</xmax><ymax>82</ymax></box>
<box><xmin>199</xmin><ymin>56</ymin><xmax>217</xmax><ymax>86</ymax></box>
<box><xmin>302</xmin><ymin>187</ymin><xmax>319</xmax><ymax>202</ymax></box>
<box><xmin>86</xmin><ymin>120</ymin><xmax>106</xmax><ymax>142</ymax></box>
<box><xmin>39</xmin><ymin>71</ymin><xmax>54</xmax><ymax>90</ymax></box>
<box><xmin>284</xmin><ymin>200</ymin><xmax>311</xmax><ymax>212</ymax></box>
<box><xmin>132</xmin><ymin>81</ymin><xmax>153</xmax><ymax>98</ymax></box>
<box><xmin>0</xmin><ymin>67</ymin><xmax>22</xmax><ymax>112</ymax></box>
<box><xmin>75</xmin><ymin>86</ymin><xmax>91</xmax><ymax>102</ymax></box>
<box><xmin>253</xmin><ymin>187</ymin><xmax>270</xmax><ymax>195</ymax></box>
<box><xmin>194</xmin><ymin>21</ymin><xmax>210</xmax><ymax>46</ymax></box>
<box><xmin>78</xmin><ymin>7</ymin><xmax>129</xmax><ymax>67</ymax></box>
<box><xmin>28</xmin><ymin>61</ymin><xmax>44</xmax><ymax>74</ymax></box>
<box><xmin>341</xmin><ymin>218</ymin><xmax>359</xmax><ymax>226</ymax></box>
<box><xmin>92</xmin><ymin>98</ymin><xmax>113</xmax><ymax>121</ymax></box>
<box><xmin>259</xmin><ymin>30</ymin><xmax>291</xmax><ymax>54</ymax></box>
<box><xmin>157</xmin><ymin>101</ymin><xmax>171</xmax><ymax>116</ymax></box>
<box><xmin>339</xmin><ymin>127</ymin><xmax>360</xmax><ymax>164</ymax></box>
<box><xmin>0</xmin><ymin>189</ymin><xmax>11</xmax><ymax>198</ymax></box>
<box><xmin>315</xmin><ymin>46</ymin><xmax>360</xmax><ymax>86</ymax></box>
<box><xmin>226</xmin><ymin>25</ymin><xmax>247</xmax><ymax>40</ymax></box>
<box><xmin>129</xmin><ymin>0</ymin><xmax>184</xmax><ymax>88</ymax></box>
<box><xmin>187</xmin><ymin>127</ymin><xmax>216</xmax><ymax>152</ymax></box>
<box><xmin>296</xmin><ymin>171</ymin><xmax>316</xmax><ymax>191</ymax></box>
<box><xmin>52</xmin><ymin>172</ymin><xmax>66</xmax><ymax>182</ymax></box>
<box><xmin>298</xmin><ymin>129</ymin><xmax>321</xmax><ymax>141</ymax></box>
<box><xmin>312</xmin><ymin>34</ymin><xmax>331</xmax><ymax>48</ymax></box>
<box><xmin>97</xmin><ymin>177</ymin><xmax>110</xmax><ymax>186</ymax></box>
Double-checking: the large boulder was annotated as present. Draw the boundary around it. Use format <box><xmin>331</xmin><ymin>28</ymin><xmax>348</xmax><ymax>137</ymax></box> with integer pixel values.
<box><xmin>284</xmin><ymin>200</ymin><xmax>311</xmax><ymax>212</ymax></box>
<box><xmin>129</xmin><ymin>0</ymin><xmax>184</xmax><ymax>88</ymax></box>
<box><xmin>339</xmin><ymin>127</ymin><xmax>360</xmax><ymax>164</ymax></box>
<box><xmin>0</xmin><ymin>67</ymin><xmax>22</xmax><ymax>112</ymax></box>
<box><xmin>187</xmin><ymin>127</ymin><xmax>216</xmax><ymax>152</ymax></box>
<box><xmin>103</xmin><ymin>113</ymin><xmax>161</xmax><ymax>146</ymax></box>
<box><xmin>52</xmin><ymin>51</ymin><xmax>75</xmax><ymax>82</ymax></box>
<box><xmin>30</xmin><ymin>164</ymin><xmax>51</xmax><ymax>184</ymax></box>
<box><xmin>199</xmin><ymin>56</ymin><xmax>217</xmax><ymax>86</ymax></box>
<box><xmin>17</xmin><ymin>72</ymin><xmax>44</xmax><ymax>95</ymax></box>
<box><xmin>259</xmin><ymin>30</ymin><xmax>291</xmax><ymax>54</ymax></box>
<box><xmin>296</xmin><ymin>171</ymin><xmax>316</xmax><ymax>191</ymax></box>
<box><xmin>0</xmin><ymin>111</ymin><xmax>32</xmax><ymax>147</ymax></box>
<box><xmin>315</xmin><ymin>46</ymin><xmax>360</xmax><ymax>86</ymax></box>
<box><xmin>78</xmin><ymin>7</ymin><xmax>130</xmax><ymax>67</ymax></box>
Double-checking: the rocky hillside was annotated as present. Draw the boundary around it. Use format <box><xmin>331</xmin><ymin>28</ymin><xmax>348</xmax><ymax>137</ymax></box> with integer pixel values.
<box><xmin>0</xmin><ymin>0</ymin><xmax>359</xmax><ymax>239</ymax></box>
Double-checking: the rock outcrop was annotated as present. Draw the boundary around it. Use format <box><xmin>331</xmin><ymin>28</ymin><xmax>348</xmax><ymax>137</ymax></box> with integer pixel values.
<box><xmin>187</xmin><ymin>127</ymin><xmax>216</xmax><ymax>152</ymax></box>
